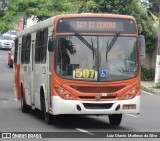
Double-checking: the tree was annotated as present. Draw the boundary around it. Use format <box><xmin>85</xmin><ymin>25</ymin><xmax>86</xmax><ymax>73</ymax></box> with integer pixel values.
<box><xmin>0</xmin><ymin>0</ymin><xmax>73</xmax><ymax>33</ymax></box>
<box><xmin>0</xmin><ymin>0</ymin><xmax>9</xmax><ymax>19</ymax></box>
<box><xmin>75</xmin><ymin>0</ymin><xmax>156</xmax><ymax>53</ymax></box>
<box><xmin>0</xmin><ymin>0</ymin><xmax>156</xmax><ymax>53</ymax></box>
<box><xmin>148</xmin><ymin>0</ymin><xmax>160</xmax><ymax>13</ymax></box>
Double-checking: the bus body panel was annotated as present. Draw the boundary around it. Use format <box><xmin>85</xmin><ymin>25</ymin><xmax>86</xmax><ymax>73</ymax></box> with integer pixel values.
<box><xmin>33</xmin><ymin>64</ymin><xmax>47</xmax><ymax>109</ymax></box>
<box><xmin>14</xmin><ymin>64</ymin><xmax>21</xmax><ymax>100</ymax></box>
<box><xmin>51</xmin><ymin>95</ymin><xmax>140</xmax><ymax>115</ymax></box>
<box><xmin>14</xmin><ymin>37</ymin><xmax>22</xmax><ymax>101</ymax></box>
<box><xmin>14</xmin><ymin>14</ymin><xmax>141</xmax><ymax>123</ymax></box>
<box><xmin>21</xmin><ymin>65</ymin><xmax>31</xmax><ymax>105</ymax></box>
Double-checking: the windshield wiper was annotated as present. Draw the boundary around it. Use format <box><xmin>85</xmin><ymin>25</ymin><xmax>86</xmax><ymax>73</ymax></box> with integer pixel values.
<box><xmin>106</xmin><ymin>32</ymin><xmax>120</xmax><ymax>62</ymax></box>
<box><xmin>75</xmin><ymin>33</ymin><xmax>95</xmax><ymax>59</ymax></box>
<box><xmin>90</xmin><ymin>38</ymin><xmax>95</xmax><ymax>59</ymax></box>
<box><xmin>106</xmin><ymin>32</ymin><xmax>120</xmax><ymax>54</ymax></box>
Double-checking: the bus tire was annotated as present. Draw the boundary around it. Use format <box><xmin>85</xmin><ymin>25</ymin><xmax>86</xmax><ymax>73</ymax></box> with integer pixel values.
<box><xmin>41</xmin><ymin>92</ymin><xmax>52</xmax><ymax>124</ymax></box>
<box><xmin>44</xmin><ymin>105</ymin><xmax>52</xmax><ymax>125</ymax></box>
<box><xmin>21</xmin><ymin>87</ymin><xmax>30</xmax><ymax>113</ymax></box>
<box><xmin>108</xmin><ymin>114</ymin><xmax>122</xmax><ymax>126</ymax></box>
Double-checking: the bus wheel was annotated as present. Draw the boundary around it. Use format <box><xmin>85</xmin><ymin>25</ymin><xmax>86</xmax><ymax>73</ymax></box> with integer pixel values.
<box><xmin>21</xmin><ymin>87</ymin><xmax>30</xmax><ymax>113</ymax></box>
<box><xmin>108</xmin><ymin>114</ymin><xmax>122</xmax><ymax>126</ymax></box>
<box><xmin>41</xmin><ymin>95</ymin><xmax>52</xmax><ymax>124</ymax></box>
<box><xmin>44</xmin><ymin>111</ymin><xmax>52</xmax><ymax>125</ymax></box>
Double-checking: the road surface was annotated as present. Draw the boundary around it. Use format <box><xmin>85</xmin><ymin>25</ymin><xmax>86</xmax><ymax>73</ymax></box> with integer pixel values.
<box><xmin>0</xmin><ymin>50</ymin><xmax>160</xmax><ymax>141</ymax></box>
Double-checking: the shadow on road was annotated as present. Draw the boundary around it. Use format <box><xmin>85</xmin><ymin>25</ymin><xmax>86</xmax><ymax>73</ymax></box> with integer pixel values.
<box><xmin>28</xmin><ymin>109</ymin><xmax>130</xmax><ymax>131</ymax></box>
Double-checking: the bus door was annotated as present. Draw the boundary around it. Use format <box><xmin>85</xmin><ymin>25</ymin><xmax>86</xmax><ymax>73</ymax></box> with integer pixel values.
<box><xmin>21</xmin><ymin>35</ymin><xmax>32</xmax><ymax>106</ymax></box>
<box><xmin>31</xmin><ymin>39</ymin><xmax>36</xmax><ymax>108</ymax></box>
<box><xmin>17</xmin><ymin>44</ymin><xmax>21</xmax><ymax>100</ymax></box>
<box><xmin>47</xmin><ymin>27</ymin><xmax>53</xmax><ymax>109</ymax></box>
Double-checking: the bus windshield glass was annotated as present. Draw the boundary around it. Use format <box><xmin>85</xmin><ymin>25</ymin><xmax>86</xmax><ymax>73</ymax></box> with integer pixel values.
<box><xmin>55</xmin><ymin>35</ymin><xmax>138</xmax><ymax>82</ymax></box>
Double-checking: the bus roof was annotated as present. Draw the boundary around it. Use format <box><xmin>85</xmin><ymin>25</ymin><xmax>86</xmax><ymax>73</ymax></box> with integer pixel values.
<box><xmin>16</xmin><ymin>16</ymin><xmax>55</xmax><ymax>38</ymax></box>
<box><xmin>56</xmin><ymin>13</ymin><xmax>135</xmax><ymax>20</ymax></box>
<box><xmin>16</xmin><ymin>13</ymin><xmax>136</xmax><ymax>38</ymax></box>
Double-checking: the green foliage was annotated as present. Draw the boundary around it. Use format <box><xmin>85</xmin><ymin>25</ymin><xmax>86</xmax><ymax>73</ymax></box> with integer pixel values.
<box><xmin>76</xmin><ymin>0</ymin><xmax>156</xmax><ymax>53</ymax></box>
<box><xmin>0</xmin><ymin>0</ymin><xmax>157</xmax><ymax>54</ymax></box>
<box><xmin>0</xmin><ymin>0</ymin><xmax>71</xmax><ymax>33</ymax></box>
<box><xmin>141</xmin><ymin>66</ymin><xmax>155</xmax><ymax>81</ymax></box>
<box><xmin>154</xmin><ymin>83</ymin><xmax>160</xmax><ymax>89</ymax></box>
<box><xmin>148</xmin><ymin>0</ymin><xmax>160</xmax><ymax>14</ymax></box>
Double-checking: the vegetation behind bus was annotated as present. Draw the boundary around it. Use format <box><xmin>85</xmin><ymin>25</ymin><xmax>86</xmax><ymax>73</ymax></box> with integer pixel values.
<box><xmin>0</xmin><ymin>0</ymin><xmax>155</xmax><ymax>53</ymax></box>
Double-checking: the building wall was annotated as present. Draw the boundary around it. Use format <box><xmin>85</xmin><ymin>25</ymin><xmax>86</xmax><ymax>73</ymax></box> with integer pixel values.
<box><xmin>17</xmin><ymin>16</ymin><xmax>37</xmax><ymax>31</ymax></box>
<box><xmin>17</xmin><ymin>21</ymin><xmax>23</xmax><ymax>31</ymax></box>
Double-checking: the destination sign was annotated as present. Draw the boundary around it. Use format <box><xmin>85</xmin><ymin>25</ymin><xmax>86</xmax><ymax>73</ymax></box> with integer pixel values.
<box><xmin>76</xmin><ymin>21</ymin><xmax>119</xmax><ymax>30</ymax></box>
<box><xmin>56</xmin><ymin>17</ymin><xmax>136</xmax><ymax>33</ymax></box>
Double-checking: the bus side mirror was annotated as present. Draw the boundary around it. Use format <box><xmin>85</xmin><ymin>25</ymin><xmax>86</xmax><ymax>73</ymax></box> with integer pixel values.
<box><xmin>48</xmin><ymin>38</ymin><xmax>56</xmax><ymax>52</ymax></box>
<box><xmin>139</xmin><ymin>35</ymin><xmax>146</xmax><ymax>58</ymax></box>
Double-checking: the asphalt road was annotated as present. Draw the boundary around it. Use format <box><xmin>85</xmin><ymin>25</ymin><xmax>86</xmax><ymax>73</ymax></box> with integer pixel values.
<box><xmin>0</xmin><ymin>49</ymin><xmax>160</xmax><ymax>141</ymax></box>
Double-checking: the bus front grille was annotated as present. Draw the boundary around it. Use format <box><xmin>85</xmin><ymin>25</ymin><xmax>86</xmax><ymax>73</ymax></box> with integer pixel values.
<box><xmin>71</xmin><ymin>85</ymin><xmax>124</xmax><ymax>93</ymax></box>
<box><xmin>78</xmin><ymin>94</ymin><xmax>117</xmax><ymax>100</ymax></box>
<box><xmin>83</xmin><ymin>103</ymin><xmax>113</xmax><ymax>109</ymax></box>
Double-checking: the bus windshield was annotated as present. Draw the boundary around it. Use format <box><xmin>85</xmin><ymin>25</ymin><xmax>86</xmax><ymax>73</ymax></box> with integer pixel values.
<box><xmin>55</xmin><ymin>35</ymin><xmax>138</xmax><ymax>82</ymax></box>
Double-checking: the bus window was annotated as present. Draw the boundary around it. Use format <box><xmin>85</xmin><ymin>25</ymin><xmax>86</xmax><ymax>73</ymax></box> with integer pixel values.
<box><xmin>35</xmin><ymin>29</ymin><xmax>48</xmax><ymax>63</ymax></box>
<box><xmin>21</xmin><ymin>34</ymin><xmax>31</xmax><ymax>64</ymax></box>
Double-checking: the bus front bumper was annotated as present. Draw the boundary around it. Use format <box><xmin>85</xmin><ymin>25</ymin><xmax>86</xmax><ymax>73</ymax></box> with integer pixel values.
<box><xmin>51</xmin><ymin>95</ymin><xmax>140</xmax><ymax>115</ymax></box>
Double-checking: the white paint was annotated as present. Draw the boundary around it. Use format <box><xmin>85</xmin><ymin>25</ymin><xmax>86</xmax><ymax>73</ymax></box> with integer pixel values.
<box><xmin>51</xmin><ymin>95</ymin><xmax>140</xmax><ymax>115</ymax></box>
<box><xmin>142</xmin><ymin>91</ymin><xmax>154</xmax><ymax>96</ymax></box>
<box><xmin>126</xmin><ymin>114</ymin><xmax>138</xmax><ymax>118</ymax></box>
<box><xmin>24</xmin><ymin>15</ymin><xmax>37</xmax><ymax>28</ymax></box>
<box><xmin>155</xmin><ymin>55</ymin><xmax>160</xmax><ymax>84</ymax></box>
<box><xmin>75</xmin><ymin>128</ymin><xmax>94</xmax><ymax>136</ymax></box>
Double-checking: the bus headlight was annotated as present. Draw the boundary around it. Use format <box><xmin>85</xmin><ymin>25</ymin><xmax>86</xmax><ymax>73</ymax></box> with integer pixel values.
<box><xmin>64</xmin><ymin>93</ymin><xmax>72</xmax><ymax>99</ymax></box>
<box><xmin>122</xmin><ymin>87</ymin><xmax>137</xmax><ymax>100</ymax></box>
<box><xmin>124</xmin><ymin>93</ymin><xmax>132</xmax><ymax>99</ymax></box>
<box><xmin>131</xmin><ymin>88</ymin><xmax>136</xmax><ymax>94</ymax></box>
<box><xmin>59</xmin><ymin>89</ymin><xmax>64</xmax><ymax>94</ymax></box>
<box><xmin>54</xmin><ymin>85</ymin><xmax>75</xmax><ymax>100</ymax></box>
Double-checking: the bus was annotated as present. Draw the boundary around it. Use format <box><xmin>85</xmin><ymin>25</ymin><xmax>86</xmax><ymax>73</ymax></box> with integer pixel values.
<box><xmin>14</xmin><ymin>13</ymin><xmax>145</xmax><ymax>125</ymax></box>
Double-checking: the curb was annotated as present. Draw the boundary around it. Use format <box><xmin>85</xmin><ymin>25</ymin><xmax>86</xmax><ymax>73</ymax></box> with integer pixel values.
<box><xmin>141</xmin><ymin>86</ymin><xmax>160</xmax><ymax>95</ymax></box>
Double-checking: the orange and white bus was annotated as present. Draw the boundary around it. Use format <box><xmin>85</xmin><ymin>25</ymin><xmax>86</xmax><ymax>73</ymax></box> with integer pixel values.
<box><xmin>14</xmin><ymin>13</ymin><xmax>145</xmax><ymax>125</ymax></box>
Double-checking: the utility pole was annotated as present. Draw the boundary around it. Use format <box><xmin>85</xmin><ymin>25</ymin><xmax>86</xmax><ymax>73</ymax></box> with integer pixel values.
<box><xmin>154</xmin><ymin>15</ymin><xmax>160</xmax><ymax>86</ymax></box>
<box><xmin>149</xmin><ymin>11</ymin><xmax>160</xmax><ymax>86</ymax></box>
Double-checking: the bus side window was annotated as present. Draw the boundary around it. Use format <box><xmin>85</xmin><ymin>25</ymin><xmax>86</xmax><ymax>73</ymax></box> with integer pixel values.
<box><xmin>35</xmin><ymin>28</ymin><xmax>48</xmax><ymax>63</ymax></box>
<box><xmin>14</xmin><ymin>39</ymin><xmax>18</xmax><ymax>64</ymax></box>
